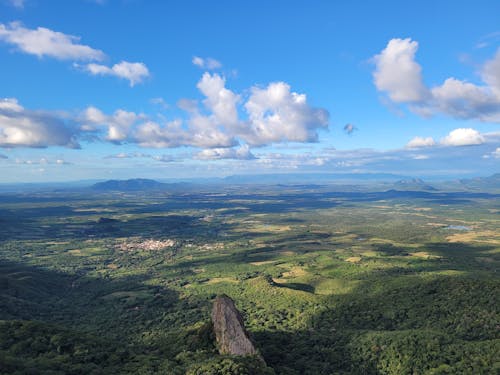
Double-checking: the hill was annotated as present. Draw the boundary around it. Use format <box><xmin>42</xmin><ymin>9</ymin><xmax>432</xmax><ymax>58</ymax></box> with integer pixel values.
<box><xmin>458</xmin><ymin>173</ymin><xmax>500</xmax><ymax>191</ymax></box>
<box><xmin>393</xmin><ymin>178</ymin><xmax>437</xmax><ymax>191</ymax></box>
<box><xmin>91</xmin><ymin>178</ymin><xmax>167</xmax><ymax>191</ymax></box>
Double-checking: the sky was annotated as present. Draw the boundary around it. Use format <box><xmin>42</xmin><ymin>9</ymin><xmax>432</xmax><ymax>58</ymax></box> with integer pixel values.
<box><xmin>0</xmin><ymin>0</ymin><xmax>499</xmax><ymax>182</ymax></box>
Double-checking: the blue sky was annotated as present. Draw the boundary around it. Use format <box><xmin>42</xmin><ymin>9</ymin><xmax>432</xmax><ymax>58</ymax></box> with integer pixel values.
<box><xmin>0</xmin><ymin>0</ymin><xmax>499</xmax><ymax>182</ymax></box>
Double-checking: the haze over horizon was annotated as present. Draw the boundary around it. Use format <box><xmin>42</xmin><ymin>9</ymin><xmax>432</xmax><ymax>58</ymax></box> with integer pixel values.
<box><xmin>0</xmin><ymin>0</ymin><xmax>499</xmax><ymax>182</ymax></box>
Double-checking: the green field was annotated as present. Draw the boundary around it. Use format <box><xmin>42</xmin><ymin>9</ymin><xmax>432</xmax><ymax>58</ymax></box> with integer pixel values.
<box><xmin>0</xmin><ymin>184</ymin><xmax>499</xmax><ymax>374</ymax></box>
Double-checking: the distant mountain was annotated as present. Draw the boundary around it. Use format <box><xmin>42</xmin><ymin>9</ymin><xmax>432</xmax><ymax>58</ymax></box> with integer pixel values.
<box><xmin>223</xmin><ymin>173</ymin><xmax>409</xmax><ymax>184</ymax></box>
<box><xmin>456</xmin><ymin>173</ymin><xmax>500</xmax><ymax>191</ymax></box>
<box><xmin>393</xmin><ymin>178</ymin><xmax>437</xmax><ymax>191</ymax></box>
<box><xmin>459</xmin><ymin>173</ymin><xmax>500</xmax><ymax>185</ymax></box>
<box><xmin>91</xmin><ymin>178</ymin><xmax>167</xmax><ymax>191</ymax></box>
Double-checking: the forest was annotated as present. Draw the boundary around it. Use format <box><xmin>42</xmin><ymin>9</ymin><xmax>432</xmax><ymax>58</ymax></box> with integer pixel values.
<box><xmin>0</xmin><ymin>182</ymin><xmax>498</xmax><ymax>374</ymax></box>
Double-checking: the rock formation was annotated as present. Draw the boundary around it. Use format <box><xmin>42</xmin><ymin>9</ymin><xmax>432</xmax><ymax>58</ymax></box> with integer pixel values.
<box><xmin>211</xmin><ymin>294</ymin><xmax>258</xmax><ymax>356</ymax></box>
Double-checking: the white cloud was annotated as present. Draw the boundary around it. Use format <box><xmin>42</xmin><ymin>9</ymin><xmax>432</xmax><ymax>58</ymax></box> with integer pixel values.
<box><xmin>440</xmin><ymin>128</ymin><xmax>485</xmax><ymax>146</ymax></box>
<box><xmin>244</xmin><ymin>81</ymin><xmax>329</xmax><ymax>145</ymax></box>
<box><xmin>373</xmin><ymin>39</ymin><xmax>500</xmax><ymax>123</ymax></box>
<box><xmin>429</xmin><ymin>77</ymin><xmax>500</xmax><ymax>122</ymax></box>
<box><xmin>138</xmin><ymin>74</ymin><xmax>329</xmax><ymax>149</ymax></box>
<box><xmin>0</xmin><ymin>22</ymin><xmax>151</xmax><ymax>86</ymax></box>
<box><xmin>482</xmin><ymin>49</ymin><xmax>500</xmax><ymax>96</ymax></box>
<box><xmin>192</xmin><ymin>56</ymin><xmax>222</xmax><ymax>70</ymax></box>
<box><xmin>197</xmin><ymin>72</ymin><xmax>240</xmax><ymax>127</ymax></box>
<box><xmin>411</xmin><ymin>154</ymin><xmax>429</xmax><ymax>160</ymax></box>
<box><xmin>134</xmin><ymin>120</ymin><xmax>188</xmax><ymax>148</ymax></box>
<box><xmin>150</xmin><ymin>97</ymin><xmax>169</xmax><ymax>109</ymax></box>
<box><xmin>82</xmin><ymin>106</ymin><xmax>140</xmax><ymax>142</ymax></box>
<box><xmin>85</xmin><ymin>61</ymin><xmax>150</xmax><ymax>86</ymax></box>
<box><xmin>406</xmin><ymin>136</ymin><xmax>436</xmax><ymax>149</ymax></box>
<box><xmin>0</xmin><ymin>97</ymin><xmax>23</xmax><ymax>111</ymax></box>
<box><xmin>0</xmin><ymin>98</ymin><xmax>79</xmax><ymax>148</ymax></box>
<box><xmin>187</xmin><ymin>114</ymin><xmax>237</xmax><ymax>148</ymax></box>
<box><xmin>195</xmin><ymin>144</ymin><xmax>255</xmax><ymax>160</ymax></box>
<box><xmin>15</xmin><ymin>157</ymin><xmax>70</xmax><ymax>165</ymax></box>
<box><xmin>491</xmin><ymin>147</ymin><xmax>500</xmax><ymax>158</ymax></box>
<box><xmin>1</xmin><ymin>72</ymin><xmax>329</xmax><ymax>155</ymax></box>
<box><xmin>175</xmin><ymin>73</ymin><xmax>240</xmax><ymax>148</ymax></box>
<box><xmin>151</xmin><ymin>154</ymin><xmax>177</xmax><ymax>163</ymax></box>
<box><xmin>483</xmin><ymin>147</ymin><xmax>500</xmax><ymax>159</ymax></box>
<box><xmin>177</xmin><ymin>98</ymin><xmax>198</xmax><ymax>113</ymax></box>
<box><xmin>0</xmin><ymin>21</ymin><xmax>105</xmax><ymax>61</ymax></box>
<box><xmin>105</xmin><ymin>152</ymin><xmax>136</xmax><ymax>159</ymax></box>
<box><xmin>373</xmin><ymin>38</ymin><xmax>429</xmax><ymax>102</ymax></box>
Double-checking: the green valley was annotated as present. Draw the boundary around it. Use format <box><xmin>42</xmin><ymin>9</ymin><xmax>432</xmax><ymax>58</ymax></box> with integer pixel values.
<box><xmin>0</xmin><ymin>182</ymin><xmax>498</xmax><ymax>374</ymax></box>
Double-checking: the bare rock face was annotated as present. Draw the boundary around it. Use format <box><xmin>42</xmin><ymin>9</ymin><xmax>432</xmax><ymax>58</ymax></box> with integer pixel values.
<box><xmin>211</xmin><ymin>294</ymin><xmax>258</xmax><ymax>356</ymax></box>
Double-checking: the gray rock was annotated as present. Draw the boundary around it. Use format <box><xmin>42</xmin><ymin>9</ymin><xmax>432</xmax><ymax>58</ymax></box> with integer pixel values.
<box><xmin>211</xmin><ymin>294</ymin><xmax>258</xmax><ymax>356</ymax></box>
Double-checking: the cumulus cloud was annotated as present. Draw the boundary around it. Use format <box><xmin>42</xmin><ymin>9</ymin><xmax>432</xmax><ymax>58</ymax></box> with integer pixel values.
<box><xmin>407</xmin><ymin>129</ymin><xmax>488</xmax><ymax>149</ymax></box>
<box><xmin>440</xmin><ymin>128</ymin><xmax>485</xmax><ymax>146</ymax></box>
<box><xmin>0</xmin><ymin>21</ymin><xmax>105</xmax><ymax>61</ymax></box>
<box><xmin>186</xmin><ymin>114</ymin><xmax>237</xmax><ymax>148</ymax></box>
<box><xmin>134</xmin><ymin>120</ymin><xmax>188</xmax><ymax>148</ymax></box>
<box><xmin>197</xmin><ymin>72</ymin><xmax>240</xmax><ymax>127</ymax></box>
<box><xmin>429</xmin><ymin>78</ymin><xmax>500</xmax><ymax>122</ymax></box>
<box><xmin>1</xmin><ymin>72</ymin><xmax>329</xmax><ymax>158</ymax></box>
<box><xmin>135</xmin><ymin>73</ymin><xmax>329</xmax><ymax>150</ymax></box>
<box><xmin>0</xmin><ymin>22</ymin><xmax>151</xmax><ymax>86</ymax></box>
<box><xmin>373</xmin><ymin>38</ymin><xmax>429</xmax><ymax>102</ymax></box>
<box><xmin>84</xmin><ymin>61</ymin><xmax>150</xmax><ymax>86</ymax></box>
<box><xmin>406</xmin><ymin>136</ymin><xmax>436</xmax><ymax>149</ymax></box>
<box><xmin>483</xmin><ymin>147</ymin><xmax>500</xmax><ymax>159</ymax></box>
<box><xmin>0</xmin><ymin>97</ymin><xmax>23</xmax><ymax>111</ymax></box>
<box><xmin>343</xmin><ymin>123</ymin><xmax>357</xmax><ymax>135</ymax></box>
<box><xmin>82</xmin><ymin>106</ymin><xmax>140</xmax><ymax>142</ymax></box>
<box><xmin>133</xmin><ymin>114</ymin><xmax>236</xmax><ymax>150</ymax></box>
<box><xmin>172</xmin><ymin>73</ymin><xmax>242</xmax><ymax>148</ymax></box>
<box><xmin>373</xmin><ymin>38</ymin><xmax>500</xmax><ymax>123</ymax></box>
<box><xmin>482</xmin><ymin>49</ymin><xmax>500</xmax><ymax>96</ymax></box>
<box><xmin>192</xmin><ymin>56</ymin><xmax>222</xmax><ymax>70</ymax></box>
<box><xmin>195</xmin><ymin>144</ymin><xmax>255</xmax><ymax>160</ymax></box>
<box><xmin>244</xmin><ymin>81</ymin><xmax>329</xmax><ymax>145</ymax></box>
<box><xmin>487</xmin><ymin>147</ymin><xmax>500</xmax><ymax>158</ymax></box>
<box><xmin>0</xmin><ymin>98</ymin><xmax>79</xmax><ymax>148</ymax></box>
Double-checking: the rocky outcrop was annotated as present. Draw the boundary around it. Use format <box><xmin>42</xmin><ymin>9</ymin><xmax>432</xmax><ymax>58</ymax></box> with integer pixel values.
<box><xmin>211</xmin><ymin>294</ymin><xmax>258</xmax><ymax>356</ymax></box>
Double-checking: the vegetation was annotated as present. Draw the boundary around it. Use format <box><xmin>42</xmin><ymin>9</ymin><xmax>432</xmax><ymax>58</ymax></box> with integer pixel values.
<box><xmin>0</xmin><ymin>184</ymin><xmax>498</xmax><ymax>373</ymax></box>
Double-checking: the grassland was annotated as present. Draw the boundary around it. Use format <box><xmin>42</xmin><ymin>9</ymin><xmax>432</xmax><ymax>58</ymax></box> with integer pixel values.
<box><xmin>0</xmin><ymin>184</ymin><xmax>498</xmax><ymax>374</ymax></box>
